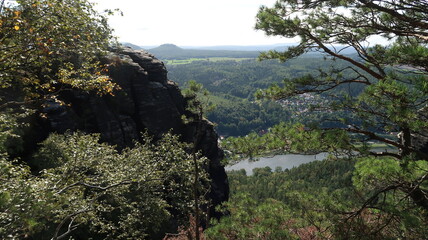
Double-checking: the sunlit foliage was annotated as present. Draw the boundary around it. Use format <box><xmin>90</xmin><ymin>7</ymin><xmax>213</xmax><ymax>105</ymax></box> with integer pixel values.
<box><xmin>218</xmin><ymin>0</ymin><xmax>428</xmax><ymax>238</ymax></box>
<box><xmin>1</xmin><ymin>131</ymin><xmax>208</xmax><ymax>239</ymax></box>
<box><xmin>0</xmin><ymin>0</ymin><xmax>118</xmax><ymax>98</ymax></box>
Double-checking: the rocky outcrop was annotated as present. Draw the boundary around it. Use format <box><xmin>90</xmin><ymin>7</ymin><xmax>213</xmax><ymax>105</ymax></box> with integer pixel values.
<box><xmin>40</xmin><ymin>47</ymin><xmax>229</xmax><ymax>219</ymax></box>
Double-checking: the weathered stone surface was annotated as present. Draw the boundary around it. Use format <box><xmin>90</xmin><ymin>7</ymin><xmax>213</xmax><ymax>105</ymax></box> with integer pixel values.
<box><xmin>40</xmin><ymin>47</ymin><xmax>229</xmax><ymax>219</ymax></box>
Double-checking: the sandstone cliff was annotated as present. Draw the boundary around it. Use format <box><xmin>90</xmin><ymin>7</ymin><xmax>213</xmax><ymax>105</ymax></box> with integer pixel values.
<box><xmin>40</xmin><ymin>47</ymin><xmax>229</xmax><ymax>219</ymax></box>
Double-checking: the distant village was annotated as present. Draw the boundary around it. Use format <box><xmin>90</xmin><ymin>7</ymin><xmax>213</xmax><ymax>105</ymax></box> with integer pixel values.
<box><xmin>277</xmin><ymin>93</ymin><xmax>330</xmax><ymax>117</ymax></box>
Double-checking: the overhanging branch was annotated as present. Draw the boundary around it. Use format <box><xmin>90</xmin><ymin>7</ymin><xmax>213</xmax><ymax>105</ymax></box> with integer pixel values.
<box><xmin>305</xmin><ymin>31</ymin><xmax>386</xmax><ymax>80</ymax></box>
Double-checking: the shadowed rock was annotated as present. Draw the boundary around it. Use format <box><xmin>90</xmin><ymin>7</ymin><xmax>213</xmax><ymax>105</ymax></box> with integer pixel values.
<box><xmin>40</xmin><ymin>46</ymin><xmax>229</xmax><ymax>220</ymax></box>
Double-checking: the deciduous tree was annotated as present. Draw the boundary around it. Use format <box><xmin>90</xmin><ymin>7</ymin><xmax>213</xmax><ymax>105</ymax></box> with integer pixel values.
<box><xmin>1</xmin><ymin>131</ymin><xmax>207</xmax><ymax>239</ymax></box>
<box><xmin>0</xmin><ymin>0</ymin><xmax>117</xmax><ymax>100</ymax></box>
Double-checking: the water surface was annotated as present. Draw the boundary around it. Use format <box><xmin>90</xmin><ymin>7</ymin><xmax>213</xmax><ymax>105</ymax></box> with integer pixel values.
<box><xmin>226</xmin><ymin>152</ymin><xmax>328</xmax><ymax>175</ymax></box>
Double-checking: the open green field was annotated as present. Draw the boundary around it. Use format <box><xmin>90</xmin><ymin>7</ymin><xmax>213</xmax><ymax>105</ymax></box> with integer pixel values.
<box><xmin>164</xmin><ymin>57</ymin><xmax>255</xmax><ymax>65</ymax></box>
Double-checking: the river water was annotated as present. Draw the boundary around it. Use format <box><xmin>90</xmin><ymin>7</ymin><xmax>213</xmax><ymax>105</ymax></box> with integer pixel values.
<box><xmin>225</xmin><ymin>152</ymin><xmax>328</xmax><ymax>175</ymax></box>
<box><xmin>225</xmin><ymin>147</ymin><xmax>396</xmax><ymax>175</ymax></box>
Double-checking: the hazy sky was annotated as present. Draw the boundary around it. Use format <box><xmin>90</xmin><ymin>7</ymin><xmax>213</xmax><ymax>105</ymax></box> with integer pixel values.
<box><xmin>91</xmin><ymin>0</ymin><xmax>292</xmax><ymax>47</ymax></box>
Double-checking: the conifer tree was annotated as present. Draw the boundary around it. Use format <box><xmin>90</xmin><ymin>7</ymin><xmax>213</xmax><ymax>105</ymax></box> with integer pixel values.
<box><xmin>225</xmin><ymin>1</ymin><xmax>428</xmax><ymax>237</ymax></box>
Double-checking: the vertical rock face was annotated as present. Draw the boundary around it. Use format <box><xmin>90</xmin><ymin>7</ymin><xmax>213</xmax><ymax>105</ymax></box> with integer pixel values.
<box><xmin>41</xmin><ymin>47</ymin><xmax>229</xmax><ymax>218</ymax></box>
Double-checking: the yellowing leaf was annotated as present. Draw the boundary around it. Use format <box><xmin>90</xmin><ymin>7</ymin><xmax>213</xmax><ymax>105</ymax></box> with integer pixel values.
<box><xmin>14</xmin><ymin>11</ymin><xmax>21</xmax><ymax>18</ymax></box>
<box><xmin>14</xmin><ymin>25</ymin><xmax>20</xmax><ymax>31</ymax></box>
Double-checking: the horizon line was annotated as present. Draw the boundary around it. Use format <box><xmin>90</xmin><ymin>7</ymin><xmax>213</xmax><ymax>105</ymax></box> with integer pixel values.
<box><xmin>122</xmin><ymin>42</ymin><xmax>298</xmax><ymax>48</ymax></box>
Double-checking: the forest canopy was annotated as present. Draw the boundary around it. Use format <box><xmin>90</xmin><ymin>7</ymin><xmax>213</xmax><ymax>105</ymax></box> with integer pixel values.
<box><xmin>2</xmin><ymin>0</ymin><xmax>428</xmax><ymax>239</ymax></box>
<box><xmin>215</xmin><ymin>0</ymin><xmax>428</xmax><ymax>239</ymax></box>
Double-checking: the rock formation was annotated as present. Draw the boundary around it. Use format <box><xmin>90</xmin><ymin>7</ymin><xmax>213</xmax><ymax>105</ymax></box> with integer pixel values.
<box><xmin>40</xmin><ymin>47</ymin><xmax>229</xmax><ymax>219</ymax></box>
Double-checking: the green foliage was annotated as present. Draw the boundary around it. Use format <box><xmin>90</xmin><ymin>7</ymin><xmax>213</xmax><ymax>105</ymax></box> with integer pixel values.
<box><xmin>0</xmin><ymin>0</ymin><xmax>117</xmax><ymax>98</ymax></box>
<box><xmin>208</xmin><ymin>95</ymin><xmax>289</xmax><ymax>137</ymax></box>
<box><xmin>217</xmin><ymin>0</ymin><xmax>428</xmax><ymax>238</ymax></box>
<box><xmin>168</xmin><ymin>56</ymin><xmax>370</xmax><ymax>136</ymax></box>
<box><xmin>206</xmin><ymin>193</ymin><xmax>297</xmax><ymax>240</ymax></box>
<box><xmin>182</xmin><ymin>80</ymin><xmax>215</xmax><ymax>120</ymax></box>
<box><xmin>168</xmin><ymin>58</ymin><xmax>330</xmax><ymax>100</ymax></box>
<box><xmin>181</xmin><ymin>79</ymin><xmax>213</xmax><ymax>240</ymax></box>
<box><xmin>208</xmin><ymin>159</ymin><xmax>357</xmax><ymax>239</ymax></box>
<box><xmin>168</xmin><ymin>58</ymin><xmax>339</xmax><ymax>136</ymax></box>
<box><xmin>345</xmin><ymin>156</ymin><xmax>428</xmax><ymax>238</ymax></box>
<box><xmin>217</xmin><ymin>156</ymin><xmax>428</xmax><ymax>239</ymax></box>
<box><xmin>385</xmin><ymin>37</ymin><xmax>428</xmax><ymax>70</ymax></box>
<box><xmin>0</xmin><ymin>0</ymin><xmax>120</xmax><ymax>165</ymax></box>
<box><xmin>0</xmin><ymin>1</ymin><xmax>216</xmax><ymax>239</ymax></box>
<box><xmin>0</xmin><ymin>109</ymin><xmax>30</xmax><ymax>155</ymax></box>
<box><xmin>224</xmin><ymin>122</ymin><xmax>354</xmax><ymax>162</ymax></box>
<box><xmin>247</xmin><ymin>0</ymin><xmax>428</xmax><ymax>191</ymax></box>
<box><xmin>253</xmin><ymin>0</ymin><xmax>428</xmax><ymax>147</ymax></box>
<box><xmin>1</xmin><ymin>131</ymin><xmax>208</xmax><ymax>239</ymax></box>
<box><xmin>0</xmin><ymin>155</ymin><xmax>51</xmax><ymax>239</ymax></box>
<box><xmin>227</xmin><ymin>159</ymin><xmax>356</xmax><ymax>205</ymax></box>
<box><xmin>353</xmin><ymin>157</ymin><xmax>402</xmax><ymax>191</ymax></box>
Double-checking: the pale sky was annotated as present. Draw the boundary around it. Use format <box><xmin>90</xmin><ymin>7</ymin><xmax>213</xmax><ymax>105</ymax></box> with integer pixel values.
<box><xmin>91</xmin><ymin>0</ymin><xmax>292</xmax><ymax>47</ymax></box>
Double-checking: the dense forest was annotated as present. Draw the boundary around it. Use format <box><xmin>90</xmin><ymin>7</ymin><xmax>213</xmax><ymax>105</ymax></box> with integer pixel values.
<box><xmin>208</xmin><ymin>0</ymin><xmax>428</xmax><ymax>239</ymax></box>
<box><xmin>1</xmin><ymin>0</ymin><xmax>428</xmax><ymax>239</ymax></box>
<box><xmin>169</xmin><ymin>59</ymin><xmax>298</xmax><ymax>136</ymax></box>
<box><xmin>207</xmin><ymin>159</ymin><xmax>358</xmax><ymax>239</ymax></box>
<box><xmin>167</xmin><ymin>58</ymin><xmax>363</xmax><ymax>136</ymax></box>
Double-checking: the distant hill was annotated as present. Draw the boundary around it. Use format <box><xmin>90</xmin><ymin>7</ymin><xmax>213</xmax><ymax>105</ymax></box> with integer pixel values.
<box><xmin>148</xmin><ymin>44</ymin><xmax>185</xmax><ymax>55</ymax></box>
<box><xmin>147</xmin><ymin>44</ymin><xmax>260</xmax><ymax>60</ymax></box>
<box><xmin>122</xmin><ymin>42</ymin><xmax>143</xmax><ymax>50</ymax></box>
<box><xmin>182</xmin><ymin>43</ymin><xmax>295</xmax><ymax>51</ymax></box>
<box><xmin>120</xmin><ymin>42</ymin><xmax>356</xmax><ymax>60</ymax></box>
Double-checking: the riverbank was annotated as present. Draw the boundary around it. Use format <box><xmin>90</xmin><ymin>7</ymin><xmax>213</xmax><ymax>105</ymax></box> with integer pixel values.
<box><xmin>225</xmin><ymin>152</ymin><xmax>328</xmax><ymax>175</ymax></box>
